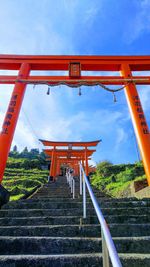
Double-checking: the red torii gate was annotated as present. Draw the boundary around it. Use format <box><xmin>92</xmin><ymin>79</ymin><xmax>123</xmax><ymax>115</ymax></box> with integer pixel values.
<box><xmin>46</xmin><ymin>156</ymin><xmax>92</xmax><ymax>177</ymax></box>
<box><xmin>47</xmin><ymin>157</ymin><xmax>91</xmax><ymax>177</ymax></box>
<box><xmin>46</xmin><ymin>154</ymin><xmax>92</xmax><ymax>179</ymax></box>
<box><xmin>0</xmin><ymin>55</ymin><xmax>150</xmax><ymax>188</ymax></box>
<box><xmin>41</xmin><ymin>139</ymin><xmax>100</xmax><ymax>180</ymax></box>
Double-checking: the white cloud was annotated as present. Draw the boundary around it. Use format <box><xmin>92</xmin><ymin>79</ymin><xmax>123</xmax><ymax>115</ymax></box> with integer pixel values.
<box><xmin>13</xmin><ymin>118</ymin><xmax>38</xmax><ymax>150</ymax></box>
<box><xmin>89</xmin><ymin>159</ymin><xmax>96</xmax><ymax>167</ymax></box>
<box><xmin>0</xmin><ymin>85</ymin><xmax>13</xmax><ymax>129</ymax></box>
<box><xmin>114</xmin><ymin>127</ymin><xmax>127</xmax><ymax>152</ymax></box>
<box><xmin>123</xmin><ymin>0</ymin><xmax>150</xmax><ymax>43</ymax></box>
<box><xmin>83</xmin><ymin>6</ymin><xmax>100</xmax><ymax>26</ymax></box>
<box><xmin>138</xmin><ymin>86</ymin><xmax>150</xmax><ymax>112</ymax></box>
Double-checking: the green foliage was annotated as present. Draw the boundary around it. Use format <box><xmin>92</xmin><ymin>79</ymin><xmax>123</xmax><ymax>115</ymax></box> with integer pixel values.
<box><xmin>106</xmin><ymin>181</ymin><xmax>131</xmax><ymax>197</ymax></box>
<box><xmin>9</xmin><ymin>147</ymin><xmax>47</xmax><ymax>166</ymax></box>
<box><xmin>134</xmin><ymin>174</ymin><xmax>146</xmax><ymax>182</ymax></box>
<box><xmin>91</xmin><ymin>161</ymin><xmax>145</xmax><ymax>197</ymax></box>
<box><xmin>10</xmin><ymin>194</ymin><xmax>24</xmax><ymax>201</ymax></box>
<box><xmin>2</xmin><ymin>147</ymin><xmax>49</xmax><ymax>201</ymax></box>
<box><xmin>116</xmin><ymin>168</ymin><xmax>136</xmax><ymax>182</ymax></box>
<box><xmin>6</xmin><ymin>157</ymin><xmax>45</xmax><ymax>170</ymax></box>
<box><xmin>96</xmin><ymin>161</ymin><xmax>113</xmax><ymax>178</ymax></box>
<box><xmin>3</xmin><ymin>165</ymin><xmax>48</xmax><ymax>201</ymax></box>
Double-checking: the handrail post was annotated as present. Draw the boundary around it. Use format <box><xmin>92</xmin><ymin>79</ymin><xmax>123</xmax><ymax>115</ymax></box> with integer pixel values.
<box><xmin>79</xmin><ymin>164</ymin><xmax>82</xmax><ymax>195</ymax></box>
<box><xmin>71</xmin><ymin>175</ymin><xmax>73</xmax><ymax>193</ymax></box>
<box><xmin>73</xmin><ymin>179</ymin><xmax>75</xmax><ymax>199</ymax></box>
<box><xmin>69</xmin><ymin>173</ymin><xmax>71</xmax><ymax>188</ymax></box>
<box><xmin>83</xmin><ymin>170</ymin><xmax>86</xmax><ymax>218</ymax></box>
<box><xmin>102</xmin><ymin>229</ymin><xmax>110</xmax><ymax>267</ymax></box>
<box><xmin>66</xmin><ymin>171</ymin><xmax>75</xmax><ymax>199</ymax></box>
<box><xmin>66</xmin><ymin>173</ymin><xmax>68</xmax><ymax>184</ymax></box>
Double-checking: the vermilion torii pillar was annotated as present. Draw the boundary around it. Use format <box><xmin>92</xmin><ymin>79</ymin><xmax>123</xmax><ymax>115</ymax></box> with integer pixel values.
<box><xmin>0</xmin><ymin>63</ymin><xmax>30</xmax><ymax>182</ymax></box>
<box><xmin>85</xmin><ymin>147</ymin><xmax>89</xmax><ymax>176</ymax></box>
<box><xmin>121</xmin><ymin>64</ymin><xmax>150</xmax><ymax>184</ymax></box>
<box><xmin>49</xmin><ymin>147</ymin><xmax>56</xmax><ymax>178</ymax></box>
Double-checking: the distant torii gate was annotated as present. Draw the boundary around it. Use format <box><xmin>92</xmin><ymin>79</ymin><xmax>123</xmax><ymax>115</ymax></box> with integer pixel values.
<box><xmin>47</xmin><ymin>157</ymin><xmax>91</xmax><ymax>178</ymax></box>
<box><xmin>40</xmin><ymin>140</ymin><xmax>100</xmax><ymax>180</ymax></box>
<box><xmin>0</xmin><ymin>55</ymin><xmax>150</xmax><ymax>185</ymax></box>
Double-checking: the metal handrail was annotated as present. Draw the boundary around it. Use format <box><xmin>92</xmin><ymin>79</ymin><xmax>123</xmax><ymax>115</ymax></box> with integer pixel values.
<box><xmin>66</xmin><ymin>171</ymin><xmax>75</xmax><ymax>199</ymax></box>
<box><xmin>79</xmin><ymin>163</ymin><xmax>122</xmax><ymax>267</ymax></box>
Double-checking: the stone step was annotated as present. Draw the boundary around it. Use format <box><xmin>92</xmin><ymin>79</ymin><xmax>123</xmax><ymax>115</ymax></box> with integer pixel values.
<box><xmin>0</xmin><ymin>254</ymin><xmax>103</xmax><ymax>267</ymax></box>
<box><xmin>36</xmin><ymin>188</ymin><xmax>71</xmax><ymax>191</ymax></box>
<box><xmin>32</xmin><ymin>192</ymin><xmax>106</xmax><ymax>197</ymax></box>
<box><xmin>0</xmin><ymin>237</ymin><xmax>101</xmax><ymax>255</ymax></box>
<box><xmin>4</xmin><ymin>200</ymin><xmax>150</xmax><ymax>209</ymax></box>
<box><xmin>0</xmin><ymin>214</ymin><xmax>149</xmax><ymax>226</ymax></box>
<box><xmin>33</xmin><ymin>193</ymin><xmax>71</xmax><ymax>196</ymax></box>
<box><xmin>37</xmin><ymin>190</ymin><xmax>106</xmax><ymax>196</ymax></box>
<box><xmin>106</xmin><ymin>214</ymin><xmax>150</xmax><ymax>224</ymax></box>
<box><xmin>21</xmin><ymin>197</ymin><xmax>144</xmax><ymax>203</ymax></box>
<box><xmin>37</xmin><ymin>193</ymin><xmax>73</xmax><ymax>196</ymax></box>
<box><xmin>28</xmin><ymin>196</ymin><xmax>143</xmax><ymax>201</ymax></box>
<box><xmin>1</xmin><ymin>177</ymin><xmax>150</xmax><ymax>267</ymax></box>
<box><xmin>0</xmin><ymin>207</ymin><xmax>149</xmax><ymax>217</ymax></box>
<box><xmin>0</xmin><ymin>236</ymin><xmax>149</xmax><ymax>254</ymax></box>
<box><xmin>31</xmin><ymin>188</ymin><xmax>106</xmax><ymax>196</ymax></box>
<box><xmin>0</xmin><ymin>224</ymin><xmax>149</xmax><ymax>237</ymax></box>
<box><xmin>31</xmin><ymin>195</ymin><xmax>72</xmax><ymax>199</ymax></box>
<box><xmin>31</xmin><ymin>195</ymin><xmax>73</xmax><ymax>199</ymax></box>
<box><xmin>37</xmin><ymin>192</ymin><xmax>73</xmax><ymax>195</ymax></box>
<box><xmin>0</xmin><ymin>253</ymin><xmax>150</xmax><ymax>267</ymax></box>
<box><xmin>32</xmin><ymin>194</ymin><xmax>109</xmax><ymax>199</ymax></box>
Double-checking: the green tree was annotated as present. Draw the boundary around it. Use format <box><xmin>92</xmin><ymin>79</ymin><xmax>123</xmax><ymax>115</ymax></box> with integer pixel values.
<box><xmin>9</xmin><ymin>145</ymin><xmax>19</xmax><ymax>158</ymax></box>
<box><xmin>20</xmin><ymin>147</ymin><xmax>29</xmax><ymax>158</ymax></box>
<box><xmin>96</xmin><ymin>160</ymin><xmax>113</xmax><ymax>178</ymax></box>
<box><xmin>13</xmin><ymin>145</ymin><xmax>18</xmax><ymax>152</ymax></box>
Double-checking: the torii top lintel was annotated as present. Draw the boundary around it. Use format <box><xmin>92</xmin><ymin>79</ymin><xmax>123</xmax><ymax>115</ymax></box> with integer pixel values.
<box><xmin>0</xmin><ymin>55</ymin><xmax>150</xmax><ymax>71</ymax></box>
<box><xmin>1</xmin><ymin>55</ymin><xmax>150</xmax><ymax>87</ymax></box>
<box><xmin>40</xmin><ymin>139</ymin><xmax>101</xmax><ymax>148</ymax></box>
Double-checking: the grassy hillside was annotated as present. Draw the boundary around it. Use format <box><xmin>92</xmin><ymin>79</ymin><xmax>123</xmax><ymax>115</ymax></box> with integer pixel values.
<box><xmin>91</xmin><ymin>161</ymin><xmax>146</xmax><ymax>197</ymax></box>
<box><xmin>3</xmin><ymin>148</ymin><xmax>146</xmax><ymax>200</ymax></box>
<box><xmin>2</xmin><ymin>157</ymin><xmax>48</xmax><ymax>201</ymax></box>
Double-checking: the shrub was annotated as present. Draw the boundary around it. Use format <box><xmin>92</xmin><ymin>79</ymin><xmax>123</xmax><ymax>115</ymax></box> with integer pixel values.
<box><xmin>96</xmin><ymin>161</ymin><xmax>113</xmax><ymax>178</ymax></box>
<box><xmin>91</xmin><ymin>160</ymin><xmax>145</xmax><ymax>197</ymax></box>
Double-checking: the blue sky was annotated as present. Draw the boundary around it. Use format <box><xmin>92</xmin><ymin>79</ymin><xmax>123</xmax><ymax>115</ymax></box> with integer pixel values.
<box><xmin>0</xmin><ymin>0</ymin><xmax>150</xmax><ymax>164</ymax></box>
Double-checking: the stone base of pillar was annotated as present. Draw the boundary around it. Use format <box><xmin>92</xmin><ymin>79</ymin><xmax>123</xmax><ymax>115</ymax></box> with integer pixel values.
<box><xmin>48</xmin><ymin>176</ymin><xmax>54</xmax><ymax>182</ymax></box>
<box><xmin>0</xmin><ymin>185</ymin><xmax>10</xmax><ymax>206</ymax></box>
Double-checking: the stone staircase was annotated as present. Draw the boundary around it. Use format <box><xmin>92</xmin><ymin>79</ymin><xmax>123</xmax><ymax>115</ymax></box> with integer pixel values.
<box><xmin>0</xmin><ymin>176</ymin><xmax>150</xmax><ymax>266</ymax></box>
